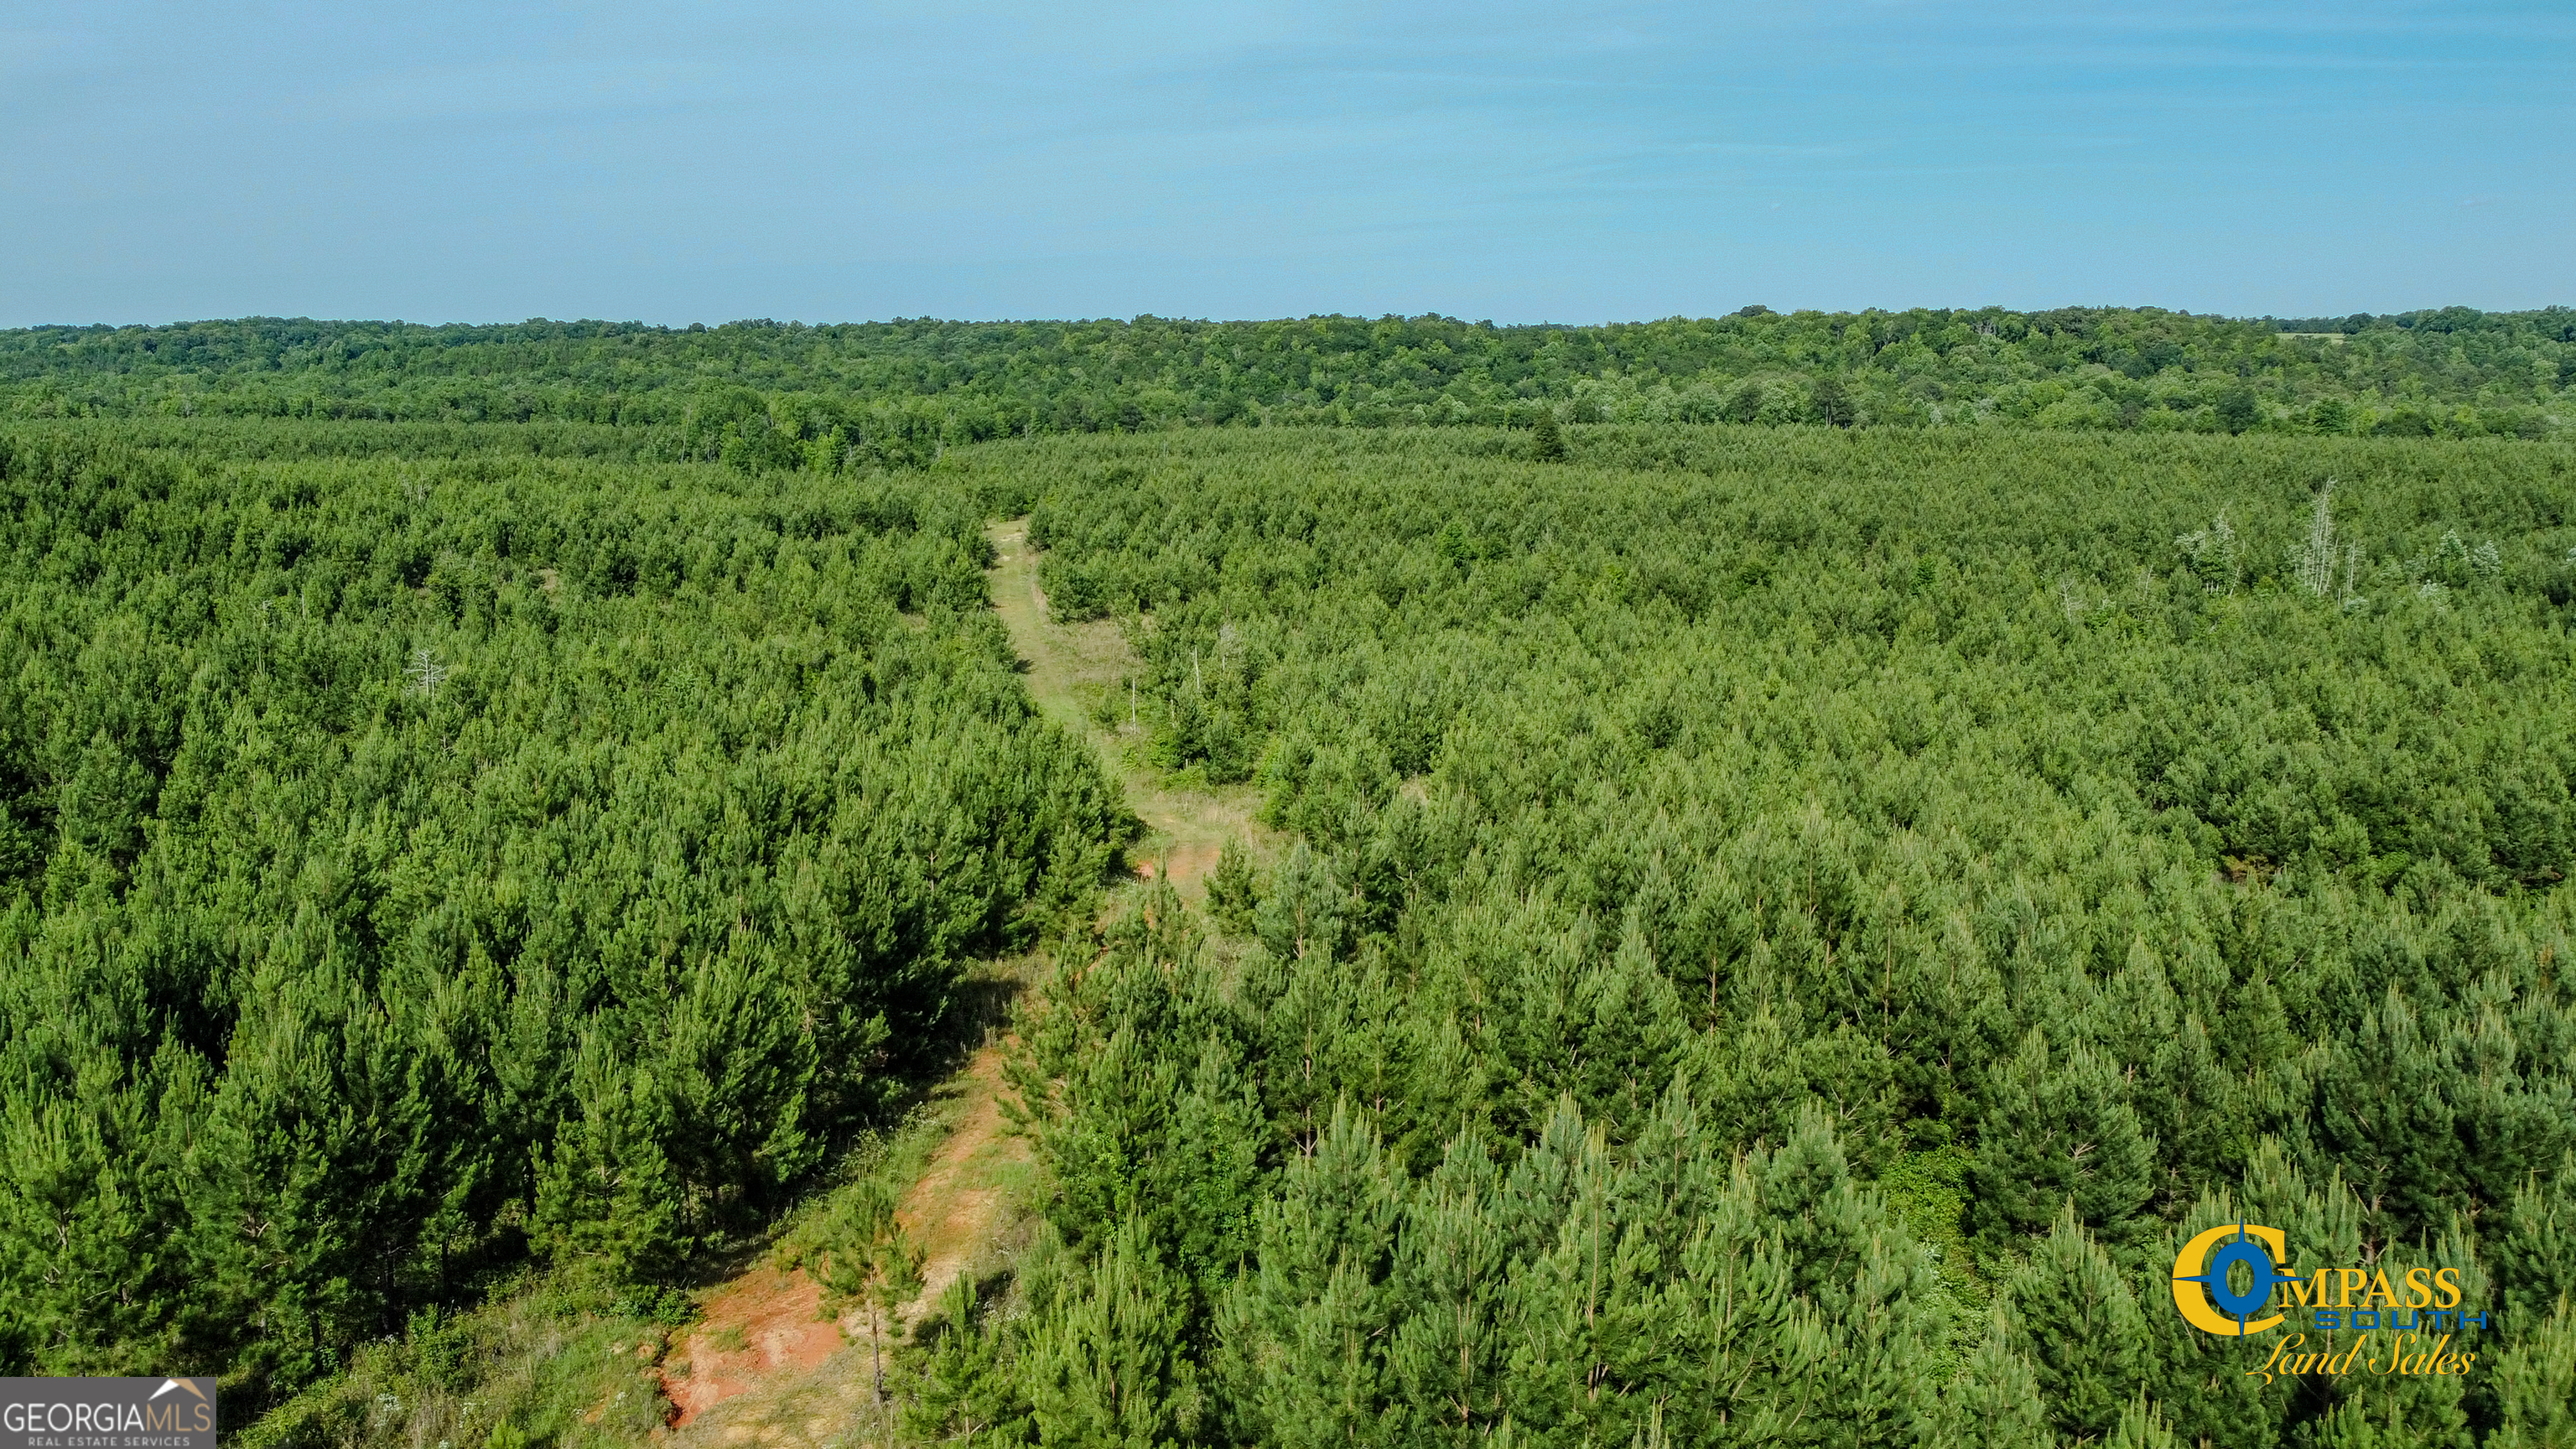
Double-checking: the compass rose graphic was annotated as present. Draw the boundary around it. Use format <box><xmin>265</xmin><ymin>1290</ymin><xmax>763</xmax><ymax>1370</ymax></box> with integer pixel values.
<box><xmin>2171</xmin><ymin>1219</ymin><xmax>2299</xmax><ymax>1336</ymax></box>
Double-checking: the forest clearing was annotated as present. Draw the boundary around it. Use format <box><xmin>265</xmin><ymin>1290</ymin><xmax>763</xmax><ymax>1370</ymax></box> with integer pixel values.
<box><xmin>1</xmin><ymin>352</ymin><xmax>2573</xmax><ymax>1446</ymax></box>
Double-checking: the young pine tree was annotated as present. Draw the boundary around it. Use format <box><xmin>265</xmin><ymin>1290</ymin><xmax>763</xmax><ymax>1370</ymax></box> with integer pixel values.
<box><xmin>1495</xmin><ymin>1108</ymin><xmax>1663</xmax><ymax>1448</ymax></box>
<box><xmin>2486</xmin><ymin>1294</ymin><xmax>2576</xmax><ymax>1449</ymax></box>
<box><xmin>1971</xmin><ymin>1029</ymin><xmax>2158</xmax><ymax>1250</ymax></box>
<box><xmin>2106</xmin><ymin>1393</ymin><xmax>2182</xmax><ymax>1449</ymax></box>
<box><xmin>1021</xmin><ymin>1218</ymin><xmax>1208</xmax><ymax>1447</ymax></box>
<box><xmin>530</xmin><ymin>1042</ymin><xmax>682</xmax><ymax>1285</ymax></box>
<box><xmin>2481</xmin><ymin>1155</ymin><xmax>2576</xmax><ymax>1333</ymax></box>
<box><xmin>1206</xmin><ymin>837</ymin><xmax>1261</xmax><ymax>937</ymax></box>
<box><xmin>2003</xmin><ymin>1207</ymin><xmax>2150</xmax><ymax>1443</ymax></box>
<box><xmin>1384</xmin><ymin>1132</ymin><xmax>1510</xmax><ymax>1441</ymax></box>
<box><xmin>906</xmin><ymin>1277</ymin><xmax>1025</xmax><ymax>1446</ymax></box>
<box><xmin>805</xmin><ymin>1179</ymin><xmax>922</xmax><ymax>1416</ymax></box>
<box><xmin>1530</xmin><ymin>411</ymin><xmax>1568</xmax><ymax>463</ymax></box>
<box><xmin>1214</xmin><ymin>1103</ymin><xmax>1406</xmax><ymax>1448</ymax></box>
<box><xmin>1740</xmin><ymin>1104</ymin><xmax>1949</xmax><ymax>1445</ymax></box>
<box><xmin>1568</xmin><ymin>923</ymin><xmax>1689</xmax><ymax>1130</ymax></box>
<box><xmin>1926</xmin><ymin>1305</ymin><xmax>2059</xmax><ymax>1449</ymax></box>
<box><xmin>1254</xmin><ymin>841</ymin><xmax>1348</xmax><ymax>966</ymax></box>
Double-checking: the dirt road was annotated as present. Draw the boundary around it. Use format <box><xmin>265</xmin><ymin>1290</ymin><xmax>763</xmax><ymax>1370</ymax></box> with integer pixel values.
<box><xmin>653</xmin><ymin>517</ymin><xmax>1278</xmax><ymax>1446</ymax></box>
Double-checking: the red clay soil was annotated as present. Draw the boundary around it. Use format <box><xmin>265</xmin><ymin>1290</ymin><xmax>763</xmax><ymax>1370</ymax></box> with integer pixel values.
<box><xmin>652</xmin><ymin>1042</ymin><xmax>1026</xmax><ymax>1428</ymax></box>
<box><xmin>657</xmin><ymin>1266</ymin><xmax>850</xmax><ymax>1428</ymax></box>
<box><xmin>1131</xmin><ymin>837</ymin><xmax>1223</xmax><ymax>891</ymax></box>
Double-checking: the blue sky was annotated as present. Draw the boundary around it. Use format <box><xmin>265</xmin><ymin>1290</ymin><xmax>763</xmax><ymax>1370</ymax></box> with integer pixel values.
<box><xmin>3</xmin><ymin>1</ymin><xmax>2568</xmax><ymax>325</ymax></box>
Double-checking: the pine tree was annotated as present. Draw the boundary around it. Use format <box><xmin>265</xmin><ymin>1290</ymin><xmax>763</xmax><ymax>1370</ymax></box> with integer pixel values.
<box><xmin>1662</xmin><ymin>1166</ymin><xmax>1823</xmax><ymax>1443</ymax></box>
<box><xmin>1927</xmin><ymin>1304</ymin><xmax>2060</xmax><ymax>1449</ymax></box>
<box><xmin>2301</xmin><ymin>1390</ymin><xmax>2473</xmax><ymax>1449</ymax></box>
<box><xmin>1252</xmin><ymin>927</ymin><xmax>1362</xmax><ymax>1161</ymax></box>
<box><xmin>1620</xmin><ymin>1075</ymin><xmax>1733</xmax><ymax>1262</ymax></box>
<box><xmin>1569</xmin><ymin>922</ymin><xmax>1688</xmax><ymax>1130</ymax></box>
<box><xmin>189</xmin><ymin>946</ymin><xmax>446</xmax><ymax>1391</ymax></box>
<box><xmin>1971</xmin><ymin>1029</ymin><xmax>2158</xmax><ymax>1249</ymax></box>
<box><xmin>530</xmin><ymin>1041</ymin><xmax>681</xmax><ymax>1284</ymax></box>
<box><xmin>1254</xmin><ymin>841</ymin><xmax>1349</xmax><ymax>966</ymax></box>
<box><xmin>800</xmin><ymin>1176</ymin><xmax>926</xmax><ymax>1420</ymax></box>
<box><xmin>1021</xmin><ymin>1218</ymin><xmax>1208</xmax><ymax>1448</ymax></box>
<box><xmin>1159</xmin><ymin>1036</ymin><xmax>1268</xmax><ymax>1281</ymax></box>
<box><xmin>2142</xmin><ymin>1161</ymin><xmax>2349</xmax><ymax>1449</ymax></box>
<box><xmin>1207</xmin><ymin>837</ymin><xmax>1261</xmax><ymax>937</ymax></box>
<box><xmin>2313</xmin><ymin>986</ymin><xmax>2470</xmax><ymax>1241</ymax></box>
<box><xmin>2486</xmin><ymin>1156</ymin><xmax>2576</xmax><ymax>1333</ymax></box>
<box><xmin>866</xmin><ymin>1229</ymin><xmax>927</xmax><ymax>1422</ymax></box>
<box><xmin>0</xmin><ymin>1042</ymin><xmax>204</xmax><ymax>1374</ymax></box>
<box><xmin>1681</xmin><ymin>1005</ymin><xmax>1809</xmax><ymax>1158</ymax></box>
<box><xmin>1384</xmin><ymin>1131</ymin><xmax>1509</xmax><ymax>1444</ymax></box>
<box><xmin>2486</xmin><ymin>1294</ymin><xmax>2576</xmax><ymax>1449</ymax></box>
<box><xmin>1215</xmin><ymin>1102</ymin><xmax>1405</xmax><ymax>1447</ymax></box>
<box><xmin>905</xmin><ymin>1277</ymin><xmax>1029</xmax><ymax>1446</ymax></box>
<box><xmin>2130</xmin><ymin>1013</ymin><xmax>2246</xmax><ymax>1206</ymax></box>
<box><xmin>2298</xmin><ymin>1218</ymin><xmax>2480</xmax><ymax>1449</ymax></box>
<box><xmin>1530</xmin><ymin>411</ymin><xmax>1568</xmax><ymax>463</ymax></box>
<box><xmin>1495</xmin><ymin>1107</ymin><xmax>1663</xmax><ymax>1447</ymax></box>
<box><xmin>2106</xmin><ymin>1392</ymin><xmax>2181</xmax><ymax>1449</ymax></box>
<box><xmin>2003</xmin><ymin>1207</ymin><xmax>2149</xmax><ymax>1442</ymax></box>
<box><xmin>1676</xmin><ymin>1103</ymin><xmax>1949</xmax><ymax>1446</ymax></box>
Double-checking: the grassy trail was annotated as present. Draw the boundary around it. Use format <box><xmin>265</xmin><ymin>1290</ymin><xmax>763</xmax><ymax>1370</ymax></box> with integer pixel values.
<box><xmin>652</xmin><ymin>520</ymin><xmax>1277</xmax><ymax>1447</ymax></box>
<box><xmin>986</xmin><ymin>517</ymin><xmax>1276</xmax><ymax>896</ymax></box>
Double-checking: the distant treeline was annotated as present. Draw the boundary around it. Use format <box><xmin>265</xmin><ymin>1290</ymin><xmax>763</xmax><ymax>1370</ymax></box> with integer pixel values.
<box><xmin>4</xmin><ymin>307</ymin><xmax>2571</xmax><ymax>454</ymax></box>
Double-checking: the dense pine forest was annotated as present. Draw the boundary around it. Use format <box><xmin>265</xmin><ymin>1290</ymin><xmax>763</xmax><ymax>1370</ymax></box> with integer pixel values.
<box><xmin>3</xmin><ymin>319</ymin><xmax>2575</xmax><ymax>1447</ymax></box>
<box><xmin>0</xmin><ymin>425</ymin><xmax>1130</xmax><ymax>1398</ymax></box>
<box><xmin>951</xmin><ymin>427</ymin><xmax>2576</xmax><ymax>1448</ymax></box>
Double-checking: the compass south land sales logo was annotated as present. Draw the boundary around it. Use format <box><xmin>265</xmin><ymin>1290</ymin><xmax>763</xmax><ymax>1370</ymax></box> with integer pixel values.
<box><xmin>2168</xmin><ymin>1222</ymin><xmax>2491</xmax><ymax>1384</ymax></box>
